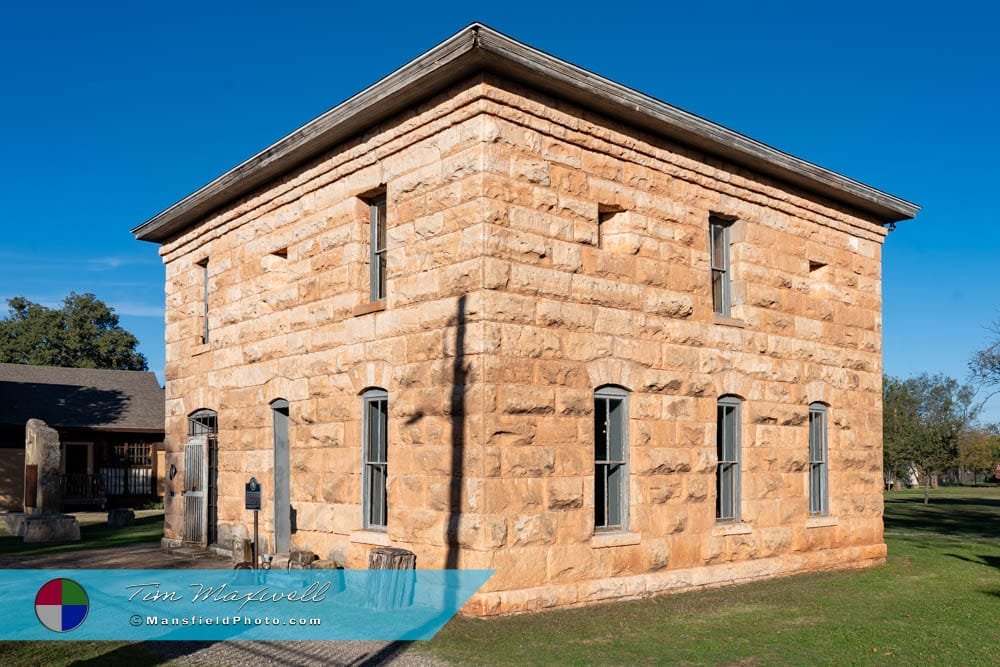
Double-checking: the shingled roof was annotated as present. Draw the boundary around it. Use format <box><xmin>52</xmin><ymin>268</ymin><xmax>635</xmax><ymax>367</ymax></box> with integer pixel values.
<box><xmin>133</xmin><ymin>22</ymin><xmax>917</xmax><ymax>244</ymax></box>
<box><xmin>0</xmin><ymin>363</ymin><xmax>164</xmax><ymax>433</ymax></box>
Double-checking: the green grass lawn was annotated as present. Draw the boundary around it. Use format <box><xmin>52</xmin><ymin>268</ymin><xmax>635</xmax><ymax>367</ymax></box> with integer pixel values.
<box><xmin>1</xmin><ymin>489</ymin><xmax>998</xmax><ymax>665</ymax></box>
<box><xmin>421</xmin><ymin>486</ymin><xmax>1000</xmax><ymax>666</ymax></box>
<box><xmin>0</xmin><ymin>513</ymin><xmax>163</xmax><ymax>557</ymax></box>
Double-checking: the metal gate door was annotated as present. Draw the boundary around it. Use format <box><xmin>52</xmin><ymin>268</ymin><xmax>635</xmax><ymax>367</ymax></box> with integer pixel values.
<box><xmin>183</xmin><ymin>438</ymin><xmax>206</xmax><ymax>543</ymax></box>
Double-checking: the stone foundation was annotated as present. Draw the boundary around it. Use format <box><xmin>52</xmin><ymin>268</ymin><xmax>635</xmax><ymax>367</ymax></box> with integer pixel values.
<box><xmin>465</xmin><ymin>543</ymin><xmax>886</xmax><ymax>616</ymax></box>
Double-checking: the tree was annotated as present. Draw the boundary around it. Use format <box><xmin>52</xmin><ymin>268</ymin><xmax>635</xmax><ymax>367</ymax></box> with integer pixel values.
<box><xmin>957</xmin><ymin>429</ymin><xmax>995</xmax><ymax>484</ymax></box>
<box><xmin>970</xmin><ymin>320</ymin><xmax>1000</xmax><ymax>400</ymax></box>
<box><xmin>883</xmin><ymin>375</ymin><xmax>920</xmax><ymax>489</ymax></box>
<box><xmin>0</xmin><ymin>293</ymin><xmax>148</xmax><ymax>371</ymax></box>
<box><xmin>883</xmin><ymin>373</ymin><xmax>980</xmax><ymax>503</ymax></box>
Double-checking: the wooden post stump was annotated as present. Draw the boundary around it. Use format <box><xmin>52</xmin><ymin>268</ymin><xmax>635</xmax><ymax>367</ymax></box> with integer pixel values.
<box><xmin>287</xmin><ymin>549</ymin><xmax>317</xmax><ymax>570</ymax></box>
<box><xmin>366</xmin><ymin>546</ymin><xmax>416</xmax><ymax>610</ymax></box>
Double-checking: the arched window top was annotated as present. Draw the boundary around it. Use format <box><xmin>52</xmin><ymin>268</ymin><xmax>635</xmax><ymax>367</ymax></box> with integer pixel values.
<box><xmin>270</xmin><ymin>398</ymin><xmax>289</xmax><ymax>410</ymax></box>
<box><xmin>362</xmin><ymin>387</ymin><xmax>388</xmax><ymax>400</ymax></box>
<box><xmin>809</xmin><ymin>401</ymin><xmax>829</xmax><ymax>412</ymax></box>
<box><xmin>188</xmin><ymin>409</ymin><xmax>217</xmax><ymax>436</ymax></box>
<box><xmin>595</xmin><ymin>384</ymin><xmax>629</xmax><ymax>398</ymax></box>
<box><xmin>718</xmin><ymin>394</ymin><xmax>743</xmax><ymax>406</ymax></box>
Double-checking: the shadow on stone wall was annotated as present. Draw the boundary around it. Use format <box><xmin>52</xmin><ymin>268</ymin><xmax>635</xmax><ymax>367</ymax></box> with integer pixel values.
<box><xmin>447</xmin><ymin>295</ymin><xmax>467</xmax><ymax>577</ymax></box>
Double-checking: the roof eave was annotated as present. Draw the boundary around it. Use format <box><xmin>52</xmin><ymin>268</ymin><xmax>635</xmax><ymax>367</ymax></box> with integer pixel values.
<box><xmin>474</xmin><ymin>28</ymin><xmax>919</xmax><ymax>224</ymax></box>
<box><xmin>132</xmin><ymin>26</ymin><xmax>485</xmax><ymax>243</ymax></box>
<box><xmin>133</xmin><ymin>23</ymin><xmax>917</xmax><ymax>244</ymax></box>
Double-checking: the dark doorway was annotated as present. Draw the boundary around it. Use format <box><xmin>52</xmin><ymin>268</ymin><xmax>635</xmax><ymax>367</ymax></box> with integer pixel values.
<box><xmin>271</xmin><ymin>399</ymin><xmax>290</xmax><ymax>554</ymax></box>
<box><xmin>64</xmin><ymin>444</ymin><xmax>89</xmax><ymax>475</ymax></box>
<box><xmin>206</xmin><ymin>435</ymin><xmax>218</xmax><ymax>545</ymax></box>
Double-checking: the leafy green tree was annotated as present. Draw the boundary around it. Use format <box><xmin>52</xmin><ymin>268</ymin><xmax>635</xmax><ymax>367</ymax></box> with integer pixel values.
<box><xmin>957</xmin><ymin>429</ymin><xmax>995</xmax><ymax>484</ymax></box>
<box><xmin>883</xmin><ymin>373</ymin><xmax>979</xmax><ymax>503</ymax></box>
<box><xmin>883</xmin><ymin>375</ymin><xmax>919</xmax><ymax>489</ymax></box>
<box><xmin>0</xmin><ymin>293</ymin><xmax>148</xmax><ymax>371</ymax></box>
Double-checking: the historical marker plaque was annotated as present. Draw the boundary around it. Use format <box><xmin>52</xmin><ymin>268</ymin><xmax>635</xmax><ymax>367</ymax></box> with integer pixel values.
<box><xmin>245</xmin><ymin>477</ymin><xmax>262</xmax><ymax>510</ymax></box>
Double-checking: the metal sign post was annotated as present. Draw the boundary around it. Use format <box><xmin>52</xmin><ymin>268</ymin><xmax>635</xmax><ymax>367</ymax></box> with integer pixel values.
<box><xmin>245</xmin><ymin>477</ymin><xmax>262</xmax><ymax>569</ymax></box>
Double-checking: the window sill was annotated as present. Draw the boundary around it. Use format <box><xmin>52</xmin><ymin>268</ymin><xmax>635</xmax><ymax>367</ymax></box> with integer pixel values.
<box><xmin>806</xmin><ymin>515</ymin><xmax>838</xmax><ymax>529</ymax></box>
<box><xmin>352</xmin><ymin>300</ymin><xmax>386</xmax><ymax>317</ymax></box>
<box><xmin>590</xmin><ymin>531</ymin><xmax>641</xmax><ymax>548</ymax></box>
<box><xmin>712</xmin><ymin>522</ymin><xmax>752</xmax><ymax>536</ymax></box>
<box><xmin>191</xmin><ymin>342</ymin><xmax>211</xmax><ymax>357</ymax></box>
<box><xmin>350</xmin><ymin>529</ymin><xmax>390</xmax><ymax>546</ymax></box>
<box><xmin>713</xmin><ymin>313</ymin><xmax>747</xmax><ymax>328</ymax></box>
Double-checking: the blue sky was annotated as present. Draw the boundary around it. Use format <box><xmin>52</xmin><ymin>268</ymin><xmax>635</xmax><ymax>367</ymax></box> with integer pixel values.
<box><xmin>1</xmin><ymin>2</ymin><xmax>998</xmax><ymax>420</ymax></box>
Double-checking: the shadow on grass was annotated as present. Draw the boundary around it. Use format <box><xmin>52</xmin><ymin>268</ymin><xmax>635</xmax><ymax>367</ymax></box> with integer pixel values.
<box><xmin>889</xmin><ymin>497</ymin><xmax>1000</xmax><ymax>508</ymax></box>
<box><xmin>0</xmin><ymin>514</ymin><xmax>163</xmax><ymax>557</ymax></box>
<box><xmin>946</xmin><ymin>552</ymin><xmax>1000</xmax><ymax>572</ymax></box>
<box><xmin>883</xmin><ymin>494</ymin><xmax>1000</xmax><ymax>541</ymax></box>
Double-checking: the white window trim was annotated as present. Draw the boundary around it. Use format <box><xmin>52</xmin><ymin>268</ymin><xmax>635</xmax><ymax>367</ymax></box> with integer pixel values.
<box><xmin>361</xmin><ymin>388</ymin><xmax>389</xmax><ymax>531</ymax></box>
<box><xmin>709</xmin><ymin>217</ymin><xmax>733</xmax><ymax>317</ymax></box>
<box><xmin>594</xmin><ymin>385</ymin><xmax>629</xmax><ymax>534</ymax></box>
<box><xmin>716</xmin><ymin>395</ymin><xmax>742</xmax><ymax>523</ymax></box>
<box><xmin>809</xmin><ymin>402</ymin><xmax>830</xmax><ymax>516</ymax></box>
<box><xmin>368</xmin><ymin>196</ymin><xmax>387</xmax><ymax>303</ymax></box>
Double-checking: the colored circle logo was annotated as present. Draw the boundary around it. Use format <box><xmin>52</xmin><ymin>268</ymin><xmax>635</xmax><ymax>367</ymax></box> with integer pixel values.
<box><xmin>35</xmin><ymin>578</ymin><xmax>89</xmax><ymax>633</ymax></box>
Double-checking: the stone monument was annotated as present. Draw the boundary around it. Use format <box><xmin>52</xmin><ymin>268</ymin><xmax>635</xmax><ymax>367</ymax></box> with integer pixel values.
<box><xmin>17</xmin><ymin>419</ymin><xmax>80</xmax><ymax>543</ymax></box>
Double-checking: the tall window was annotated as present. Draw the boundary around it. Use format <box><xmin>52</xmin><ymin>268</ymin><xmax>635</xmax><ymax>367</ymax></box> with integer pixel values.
<box><xmin>369</xmin><ymin>195</ymin><xmax>387</xmax><ymax>302</ymax></box>
<box><xmin>197</xmin><ymin>258</ymin><xmax>210</xmax><ymax>343</ymax></box>
<box><xmin>716</xmin><ymin>396</ymin><xmax>741</xmax><ymax>522</ymax></box>
<box><xmin>362</xmin><ymin>388</ymin><xmax>389</xmax><ymax>530</ymax></box>
<box><xmin>809</xmin><ymin>403</ymin><xmax>829</xmax><ymax>515</ymax></box>
<box><xmin>594</xmin><ymin>386</ymin><xmax>628</xmax><ymax>531</ymax></box>
<box><xmin>709</xmin><ymin>217</ymin><xmax>732</xmax><ymax>316</ymax></box>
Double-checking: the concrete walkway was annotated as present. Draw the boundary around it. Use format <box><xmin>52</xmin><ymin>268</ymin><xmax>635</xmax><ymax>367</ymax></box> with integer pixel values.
<box><xmin>1</xmin><ymin>538</ymin><xmax>448</xmax><ymax>666</ymax></box>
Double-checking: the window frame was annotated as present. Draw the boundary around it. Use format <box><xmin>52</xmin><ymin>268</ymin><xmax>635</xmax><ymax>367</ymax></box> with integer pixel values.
<box><xmin>368</xmin><ymin>195</ymin><xmax>387</xmax><ymax>303</ymax></box>
<box><xmin>197</xmin><ymin>259</ymin><xmax>210</xmax><ymax>343</ymax></box>
<box><xmin>361</xmin><ymin>388</ymin><xmax>389</xmax><ymax>531</ymax></box>
<box><xmin>716</xmin><ymin>395</ymin><xmax>742</xmax><ymax>523</ymax></box>
<box><xmin>594</xmin><ymin>385</ymin><xmax>629</xmax><ymax>533</ymax></box>
<box><xmin>808</xmin><ymin>403</ymin><xmax>830</xmax><ymax>516</ymax></box>
<box><xmin>709</xmin><ymin>217</ymin><xmax>732</xmax><ymax>316</ymax></box>
<box><xmin>187</xmin><ymin>408</ymin><xmax>218</xmax><ymax>437</ymax></box>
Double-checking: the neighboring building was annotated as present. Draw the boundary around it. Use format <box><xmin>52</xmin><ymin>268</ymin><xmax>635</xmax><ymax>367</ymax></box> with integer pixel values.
<box><xmin>132</xmin><ymin>24</ymin><xmax>917</xmax><ymax>615</ymax></box>
<box><xmin>0</xmin><ymin>363</ymin><xmax>165</xmax><ymax>511</ymax></box>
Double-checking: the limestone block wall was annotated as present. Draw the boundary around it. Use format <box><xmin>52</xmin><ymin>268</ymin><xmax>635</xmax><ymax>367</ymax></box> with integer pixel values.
<box><xmin>157</xmin><ymin>70</ymin><xmax>889</xmax><ymax>615</ymax></box>
<box><xmin>462</xmin><ymin>77</ymin><xmax>887</xmax><ymax>614</ymax></box>
<box><xmin>159</xmin><ymin>77</ymin><xmax>494</xmax><ymax>569</ymax></box>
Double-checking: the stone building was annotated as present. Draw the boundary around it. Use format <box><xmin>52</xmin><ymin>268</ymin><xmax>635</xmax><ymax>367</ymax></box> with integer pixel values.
<box><xmin>132</xmin><ymin>24</ymin><xmax>917</xmax><ymax>615</ymax></box>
